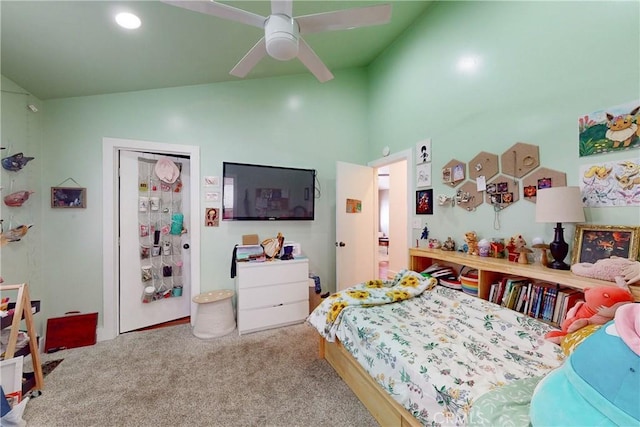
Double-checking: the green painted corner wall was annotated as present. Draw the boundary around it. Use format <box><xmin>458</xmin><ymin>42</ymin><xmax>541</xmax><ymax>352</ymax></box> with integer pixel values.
<box><xmin>368</xmin><ymin>0</ymin><xmax>640</xmax><ymax>246</ymax></box>
<box><xmin>2</xmin><ymin>1</ymin><xmax>639</xmax><ymax>335</ymax></box>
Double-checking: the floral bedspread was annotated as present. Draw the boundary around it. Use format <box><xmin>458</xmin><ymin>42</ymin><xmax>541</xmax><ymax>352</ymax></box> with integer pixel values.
<box><xmin>309</xmin><ymin>284</ymin><xmax>564</xmax><ymax>426</ymax></box>
<box><xmin>308</xmin><ymin>269</ymin><xmax>437</xmax><ymax>341</ymax></box>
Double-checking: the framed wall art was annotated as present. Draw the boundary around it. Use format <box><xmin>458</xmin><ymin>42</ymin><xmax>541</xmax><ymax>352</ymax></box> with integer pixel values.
<box><xmin>416</xmin><ymin>162</ymin><xmax>432</xmax><ymax>188</ymax></box>
<box><xmin>415</xmin><ymin>139</ymin><xmax>431</xmax><ymax>164</ymax></box>
<box><xmin>416</xmin><ymin>189</ymin><xmax>433</xmax><ymax>215</ymax></box>
<box><xmin>51</xmin><ymin>187</ymin><xmax>86</xmax><ymax>208</ymax></box>
<box><xmin>571</xmin><ymin>224</ymin><xmax>640</xmax><ymax>264</ymax></box>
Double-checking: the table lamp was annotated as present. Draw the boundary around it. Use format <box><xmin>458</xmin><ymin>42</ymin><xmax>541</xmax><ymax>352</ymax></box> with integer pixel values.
<box><xmin>535</xmin><ymin>186</ymin><xmax>585</xmax><ymax>270</ymax></box>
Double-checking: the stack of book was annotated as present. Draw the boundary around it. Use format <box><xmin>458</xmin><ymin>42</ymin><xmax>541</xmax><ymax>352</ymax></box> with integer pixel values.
<box><xmin>488</xmin><ymin>276</ymin><xmax>584</xmax><ymax>325</ymax></box>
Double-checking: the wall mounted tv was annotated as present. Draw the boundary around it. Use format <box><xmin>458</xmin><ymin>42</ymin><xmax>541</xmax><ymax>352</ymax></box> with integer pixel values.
<box><xmin>222</xmin><ymin>162</ymin><xmax>316</xmax><ymax>221</ymax></box>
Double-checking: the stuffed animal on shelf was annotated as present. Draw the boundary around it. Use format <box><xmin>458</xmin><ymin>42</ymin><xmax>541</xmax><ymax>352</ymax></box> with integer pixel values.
<box><xmin>545</xmin><ymin>284</ymin><xmax>634</xmax><ymax>344</ymax></box>
<box><xmin>464</xmin><ymin>231</ymin><xmax>479</xmax><ymax>256</ymax></box>
<box><xmin>571</xmin><ymin>256</ymin><xmax>638</xmax><ymax>286</ymax></box>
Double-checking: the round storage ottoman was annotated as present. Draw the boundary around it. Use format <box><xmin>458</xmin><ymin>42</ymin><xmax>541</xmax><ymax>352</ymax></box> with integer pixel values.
<box><xmin>192</xmin><ymin>289</ymin><xmax>236</xmax><ymax>339</ymax></box>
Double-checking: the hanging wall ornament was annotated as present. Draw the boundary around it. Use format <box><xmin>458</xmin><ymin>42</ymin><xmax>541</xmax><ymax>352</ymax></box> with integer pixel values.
<box><xmin>4</xmin><ymin>190</ymin><xmax>34</xmax><ymax>207</ymax></box>
<box><xmin>2</xmin><ymin>152</ymin><xmax>35</xmax><ymax>172</ymax></box>
<box><xmin>0</xmin><ymin>223</ymin><xmax>33</xmax><ymax>246</ymax></box>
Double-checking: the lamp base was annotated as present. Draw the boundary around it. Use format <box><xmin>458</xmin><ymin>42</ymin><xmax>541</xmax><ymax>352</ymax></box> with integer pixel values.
<box><xmin>547</xmin><ymin>222</ymin><xmax>570</xmax><ymax>271</ymax></box>
<box><xmin>547</xmin><ymin>259</ymin><xmax>570</xmax><ymax>270</ymax></box>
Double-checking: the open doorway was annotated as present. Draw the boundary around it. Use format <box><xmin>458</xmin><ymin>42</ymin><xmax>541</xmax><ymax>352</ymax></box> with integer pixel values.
<box><xmin>378</xmin><ymin>166</ymin><xmax>390</xmax><ymax>279</ymax></box>
<box><xmin>370</xmin><ymin>150</ymin><xmax>410</xmax><ymax>281</ymax></box>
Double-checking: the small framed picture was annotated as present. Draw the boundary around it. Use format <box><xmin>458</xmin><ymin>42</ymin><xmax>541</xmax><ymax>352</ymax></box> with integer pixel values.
<box><xmin>442</xmin><ymin>167</ymin><xmax>452</xmax><ymax>183</ymax></box>
<box><xmin>205</xmin><ymin>208</ymin><xmax>219</xmax><ymax>227</ymax></box>
<box><xmin>572</xmin><ymin>224</ymin><xmax>640</xmax><ymax>264</ymax></box>
<box><xmin>416</xmin><ymin>189</ymin><xmax>434</xmax><ymax>215</ymax></box>
<box><xmin>416</xmin><ymin>162</ymin><xmax>432</xmax><ymax>188</ymax></box>
<box><xmin>524</xmin><ymin>185</ymin><xmax>537</xmax><ymax>198</ymax></box>
<box><xmin>538</xmin><ymin>177</ymin><xmax>552</xmax><ymax>189</ymax></box>
<box><xmin>496</xmin><ymin>182</ymin><xmax>508</xmax><ymax>193</ymax></box>
<box><xmin>415</xmin><ymin>139</ymin><xmax>431</xmax><ymax>164</ymax></box>
<box><xmin>486</xmin><ymin>183</ymin><xmax>497</xmax><ymax>194</ymax></box>
<box><xmin>205</xmin><ymin>191</ymin><xmax>220</xmax><ymax>202</ymax></box>
<box><xmin>502</xmin><ymin>192</ymin><xmax>514</xmax><ymax>203</ymax></box>
<box><xmin>51</xmin><ymin>187</ymin><xmax>86</xmax><ymax>208</ymax></box>
<box><xmin>490</xmin><ymin>193</ymin><xmax>502</xmax><ymax>204</ymax></box>
<box><xmin>204</xmin><ymin>176</ymin><xmax>220</xmax><ymax>187</ymax></box>
<box><xmin>452</xmin><ymin>164</ymin><xmax>465</xmax><ymax>182</ymax></box>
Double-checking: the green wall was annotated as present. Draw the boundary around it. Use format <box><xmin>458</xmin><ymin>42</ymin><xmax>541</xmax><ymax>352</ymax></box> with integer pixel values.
<box><xmin>2</xmin><ymin>1</ymin><xmax>639</xmax><ymax>335</ymax></box>
<box><xmin>38</xmin><ymin>70</ymin><xmax>369</xmax><ymax>329</ymax></box>
<box><xmin>368</xmin><ymin>1</ymin><xmax>639</xmax><ymax>245</ymax></box>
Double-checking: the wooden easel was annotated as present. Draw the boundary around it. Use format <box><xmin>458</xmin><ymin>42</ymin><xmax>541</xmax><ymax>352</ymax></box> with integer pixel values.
<box><xmin>1</xmin><ymin>283</ymin><xmax>44</xmax><ymax>393</ymax></box>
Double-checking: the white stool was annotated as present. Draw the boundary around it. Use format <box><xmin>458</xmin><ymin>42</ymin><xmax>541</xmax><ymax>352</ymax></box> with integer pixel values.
<box><xmin>192</xmin><ymin>289</ymin><xmax>236</xmax><ymax>339</ymax></box>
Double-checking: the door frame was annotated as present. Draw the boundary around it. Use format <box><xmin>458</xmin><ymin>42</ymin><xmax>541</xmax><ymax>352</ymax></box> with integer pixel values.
<box><xmin>101</xmin><ymin>137</ymin><xmax>201</xmax><ymax>341</ymax></box>
<box><xmin>368</xmin><ymin>148</ymin><xmax>413</xmax><ymax>261</ymax></box>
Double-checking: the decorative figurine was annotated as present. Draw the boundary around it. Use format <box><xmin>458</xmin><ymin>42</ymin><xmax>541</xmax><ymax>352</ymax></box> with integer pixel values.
<box><xmin>442</xmin><ymin>237</ymin><xmax>456</xmax><ymax>251</ymax></box>
<box><xmin>1</xmin><ymin>152</ymin><xmax>35</xmax><ymax>172</ymax></box>
<box><xmin>464</xmin><ymin>231</ymin><xmax>480</xmax><ymax>256</ymax></box>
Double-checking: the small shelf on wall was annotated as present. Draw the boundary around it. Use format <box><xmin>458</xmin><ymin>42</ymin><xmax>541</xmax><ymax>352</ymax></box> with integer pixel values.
<box><xmin>522</xmin><ymin>167</ymin><xmax>567</xmax><ymax>203</ymax></box>
<box><xmin>442</xmin><ymin>159</ymin><xmax>466</xmax><ymax>188</ymax></box>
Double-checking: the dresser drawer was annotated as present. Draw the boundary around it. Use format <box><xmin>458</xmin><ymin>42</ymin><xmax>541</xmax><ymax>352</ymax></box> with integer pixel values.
<box><xmin>238</xmin><ymin>300</ymin><xmax>308</xmax><ymax>334</ymax></box>
<box><xmin>236</xmin><ymin>260</ymin><xmax>308</xmax><ymax>289</ymax></box>
<box><xmin>238</xmin><ymin>281</ymin><xmax>308</xmax><ymax>310</ymax></box>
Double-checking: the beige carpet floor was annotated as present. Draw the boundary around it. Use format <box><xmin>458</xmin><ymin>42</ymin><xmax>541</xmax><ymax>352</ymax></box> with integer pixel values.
<box><xmin>23</xmin><ymin>322</ymin><xmax>378</xmax><ymax>426</ymax></box>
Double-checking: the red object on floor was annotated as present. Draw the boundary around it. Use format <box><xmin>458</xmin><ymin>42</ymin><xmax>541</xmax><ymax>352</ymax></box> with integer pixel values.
<box><xmin>44</xmin><ymin>312</ymin><xmax>98</xmax><ymax>352</ymax></box>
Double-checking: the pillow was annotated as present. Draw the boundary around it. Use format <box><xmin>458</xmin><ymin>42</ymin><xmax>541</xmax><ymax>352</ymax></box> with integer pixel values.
<box><xmin>560</xmin><ymin>324</ymin><xmax>601</xmax><ymax>356</ymax></box>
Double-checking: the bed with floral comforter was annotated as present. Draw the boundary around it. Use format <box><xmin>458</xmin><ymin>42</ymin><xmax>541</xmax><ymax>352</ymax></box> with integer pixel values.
<box><xmin>308</xmin><ymin>271</ymin><xmax>564</xmax><ymax>426</ymax></box>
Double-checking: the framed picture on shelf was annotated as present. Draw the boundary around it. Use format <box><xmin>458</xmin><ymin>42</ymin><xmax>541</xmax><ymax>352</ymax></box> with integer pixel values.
<box><xmin>51</xmin><ymin>187</ymin><xmax>86</xmax><ymax>208</ymax></box>
<box><xmin>572</xmin><ymin>224</ymin><xmax>640</xmax><ymax>264</ymax></box>
<box><xmin>416</xmin><ymin>189</ymin><xmax>433</xmax><ymax>215</ymax></box>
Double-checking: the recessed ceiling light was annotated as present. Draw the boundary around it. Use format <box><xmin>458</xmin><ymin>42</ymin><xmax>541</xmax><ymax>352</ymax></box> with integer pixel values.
<box><xmin>457</xmin><ymin>55</ymin><xmax>480</xmax><ymax>73</ymax></box>
<box><xmin>115</xmin><ymin>12</ymin><xmax>141</xmax><ymax>30</ymax></box>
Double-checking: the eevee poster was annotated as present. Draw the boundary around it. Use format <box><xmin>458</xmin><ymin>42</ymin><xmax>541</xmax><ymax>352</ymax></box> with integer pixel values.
<box><xmin>579</xmin><ymin>100</ymin><xmax>640</xmax><ymax>157</ymax></box>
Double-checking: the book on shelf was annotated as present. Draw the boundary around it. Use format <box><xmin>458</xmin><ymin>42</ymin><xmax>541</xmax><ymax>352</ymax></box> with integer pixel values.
<box><xmin>527</xmin><ymin>282</ymin><xmax>559</xmax><ymax>321</ymax></box>
<box><xmin>499</xmin><ymin>276</ymin><xmax>528</xmax><ymax>308</ymax></box>
<box><xmin>557</xmin><ymin>289</ymin><xmax>585</xmax><ymax>325</ymax></box>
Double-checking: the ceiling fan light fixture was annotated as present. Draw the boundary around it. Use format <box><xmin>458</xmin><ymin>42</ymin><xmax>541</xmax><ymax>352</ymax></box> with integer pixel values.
<box><xmin>265</xmin><ymin>14</ymin><xmax>299</xmax><ymax>61</ymax></box>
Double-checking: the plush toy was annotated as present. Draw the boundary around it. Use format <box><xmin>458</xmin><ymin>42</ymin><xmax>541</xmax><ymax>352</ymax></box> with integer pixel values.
<box><xmin>545</xmin><ymin>284</ymin><xmax>634</xmax><ymax>344</ymax></box>
<box><xmin>464</xmin><ymin>231</ymin><xmax>479</xmax><ymax>255</ymax></box>
<box><xmin>571</xmin><ymin>256</ymin><xmax>638</xmax><ymax>286</ymax></box>
<box><xmin>531</xmin><ymin>303</ymin><xmax>640</xmax><ymax>426</ymax></box>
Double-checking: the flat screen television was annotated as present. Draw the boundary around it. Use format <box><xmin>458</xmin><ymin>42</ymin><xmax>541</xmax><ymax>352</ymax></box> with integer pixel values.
<box><xmin>222</xmin><ymin>162</ymin><xmax>316</xmax><ymax>221</ymax></box>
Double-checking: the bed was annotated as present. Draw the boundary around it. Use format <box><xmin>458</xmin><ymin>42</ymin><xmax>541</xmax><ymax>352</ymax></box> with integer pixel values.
<box><xmin>308</xmin><ymin>270</ymin><xmax>565</xmax><ymax>426</ymax></box>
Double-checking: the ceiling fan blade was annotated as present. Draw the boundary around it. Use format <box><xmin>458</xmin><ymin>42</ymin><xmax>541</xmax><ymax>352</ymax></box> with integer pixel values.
<box><xmin>297</xmin><ymin>38</ymin><xmax>334</xmax><ymax>83</ymax></box>
<box><xmin>230</xmin><ymin>38</ymin><xmax>267</xmax><ymax>78</ymax></box>
<box><xmin>271</xmin><ymin>0</ymin><xmax>293</xmax><ymax>17</ymax></box>
<box><xmin>297</xmin><ymin>3</ymin><xmax>391</xmax><ymax>34</ymax></box>
<box><xmin>161</xmin><ymin>1</ymin><xmax>265</xmax><ymax>29</ymax></box>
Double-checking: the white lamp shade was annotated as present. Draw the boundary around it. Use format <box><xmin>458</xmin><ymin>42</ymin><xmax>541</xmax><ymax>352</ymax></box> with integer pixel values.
<box><xmin>535</xmin><ymin>186</ymin><xmax>585</xmax><ymax>223</ymax></box>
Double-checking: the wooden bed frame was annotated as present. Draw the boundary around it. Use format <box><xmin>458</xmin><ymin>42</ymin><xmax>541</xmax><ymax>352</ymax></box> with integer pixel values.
<box><xmin>319</xmin><ymin>336</ymin><xmax>422</xmax><ymax>427</ymax></box>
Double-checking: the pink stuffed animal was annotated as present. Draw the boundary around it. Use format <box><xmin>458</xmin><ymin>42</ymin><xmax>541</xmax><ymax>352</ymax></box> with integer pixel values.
<box><xmin>571</xmin><ymin>256</ymin><xmax>638</xmax><ymax>286</ymax></box>
<box><xmin>545</xmin><ymin>285</ymin><xmax>634</xmax><ymax>344</ymax></box>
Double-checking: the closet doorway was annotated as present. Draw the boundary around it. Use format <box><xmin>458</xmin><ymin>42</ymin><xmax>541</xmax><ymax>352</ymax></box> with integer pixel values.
<box><xmin>102</xmin><ymin>138</ymin><xmax>201</xmax><ymax>341</ymax></box>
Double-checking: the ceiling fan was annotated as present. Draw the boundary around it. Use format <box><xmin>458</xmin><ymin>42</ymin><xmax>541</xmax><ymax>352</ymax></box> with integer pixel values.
<box><xmin>161</xmin><ymin>0</ymin><xmax>392</xmax><ymax>82</ymax></box>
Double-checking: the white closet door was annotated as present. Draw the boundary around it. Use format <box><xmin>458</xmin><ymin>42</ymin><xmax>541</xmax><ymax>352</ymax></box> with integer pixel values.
<box><xmin>119</xmin><ymin>150</ymin><xmax>191</xmax><ymax>333</ymax></box>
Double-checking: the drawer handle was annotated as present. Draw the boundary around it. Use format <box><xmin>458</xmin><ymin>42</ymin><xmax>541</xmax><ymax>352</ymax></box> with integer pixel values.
<box><xmin>273</xmin><ymin>303</ymin><xmax>283</xmax><ymax>307</ymax></box>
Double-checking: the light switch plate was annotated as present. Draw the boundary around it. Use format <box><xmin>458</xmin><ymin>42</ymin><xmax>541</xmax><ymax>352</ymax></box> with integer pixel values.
<box><xmin>412</xmin><ymin>218</ymin><xmax>422</xmax><ymax>229</ymax></box>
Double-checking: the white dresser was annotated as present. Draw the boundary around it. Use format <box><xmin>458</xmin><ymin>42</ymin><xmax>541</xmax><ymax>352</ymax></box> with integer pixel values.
<box><xmin>235</xmin><ymin>257</ymin><xmax>309</xmax><ymax>335</ymax></box>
